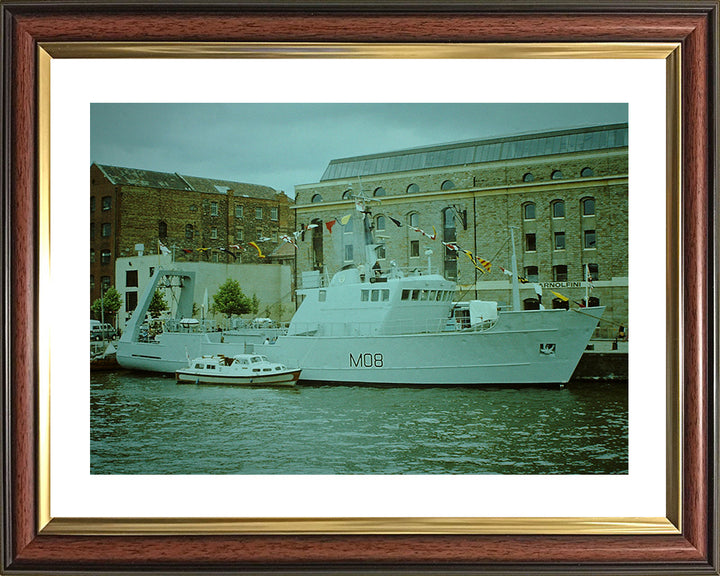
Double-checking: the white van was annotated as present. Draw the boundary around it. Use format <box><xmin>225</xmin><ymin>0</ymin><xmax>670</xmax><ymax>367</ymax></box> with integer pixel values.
<box><xmin>90</xmin><ymin>320</ymin><xmax>116</xmax><ymax>341</ymax></box>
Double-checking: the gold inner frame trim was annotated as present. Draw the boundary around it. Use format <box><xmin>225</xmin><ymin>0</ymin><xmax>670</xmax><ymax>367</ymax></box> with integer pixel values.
<box><xmin>42</xmin><ymin>516</ymin><xmax>678</xmax><ymax>536</ymax></box>
<box><xmin>36</xmin><ymin>42</ymin><xmax>682</xmax><ymax>537</ymax></box>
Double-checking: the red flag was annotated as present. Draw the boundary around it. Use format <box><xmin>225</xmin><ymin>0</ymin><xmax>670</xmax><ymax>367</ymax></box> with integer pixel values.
<box><xmin>325</xmin><ymin>219</ymin><xmax>337</xmax><ymax>233</ymax></box>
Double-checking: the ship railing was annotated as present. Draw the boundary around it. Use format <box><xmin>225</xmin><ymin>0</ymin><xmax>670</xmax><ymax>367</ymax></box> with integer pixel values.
<box><xmin>287</xmin><ymin>317</ymin><xmax>450</xmax><ymax>337</ymax></box>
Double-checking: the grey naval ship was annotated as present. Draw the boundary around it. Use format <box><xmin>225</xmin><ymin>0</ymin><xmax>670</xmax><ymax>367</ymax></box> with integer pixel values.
<box><xmin>117</xmin><ymin>200</ymin><xmax>603</xmax><ymax>385</ymax></box>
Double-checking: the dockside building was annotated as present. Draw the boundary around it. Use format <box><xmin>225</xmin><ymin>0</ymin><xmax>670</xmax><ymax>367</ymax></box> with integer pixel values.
<box><xmin>292</xmin><ymin>123</ymin><xmax>628</xmax><ymax>338</ymax></box>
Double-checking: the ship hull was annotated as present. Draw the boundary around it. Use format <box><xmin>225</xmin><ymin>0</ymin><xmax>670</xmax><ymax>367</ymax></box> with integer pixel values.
<box><xmin>118</xmin><ymin>308</ymin><xmax>602</xmax><ymax>385</ymax></box>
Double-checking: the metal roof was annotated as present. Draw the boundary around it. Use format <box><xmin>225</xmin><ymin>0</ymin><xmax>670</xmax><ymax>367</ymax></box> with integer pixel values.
<box><xmin>320</xmin><ymin>123</ymin><xmax>628</xmax><ymax>182</ymax></box>
<box><xmin>94</xmin><ymin>164</ymin><xmax>278</xmax><ymax>200</ymax></box>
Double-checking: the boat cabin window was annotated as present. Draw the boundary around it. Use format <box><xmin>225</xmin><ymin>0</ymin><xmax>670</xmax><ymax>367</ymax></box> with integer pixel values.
<box><xmin>402</xmin><ymin>289</ymin><xmax>410</xmax><ymax>300</ymax></box>
<box><xmin>206</xmin><ymin>364</ymin><xmax>216</xmax><ymax>370</ymax></box>
<box><xmin>411</xmin><ymin>290</ymin><xmax>420</xmax><ymax>300</ymax></box>
<box><xmin>318</xmin><ymin>290</ymin><xmax>327</xmax><ymax>302</ymax></box>
<box><xmin>251</xmin><ymin>357</ymin><xmax>262</xmax><ymax>363</ymax></box>
<box><xmin>371</xmin><ymin>290</ymin><xmax>380</xmax><ymax>302</ymax></box>
<box><xmin>361</xmin><ymin>290</ymin><xmax>369</xmax><ymax>301</ymax></box>
<box><xmin>420</xmin><ymin>290</ymin><xmax>429</xmax><ymax>301</ymax></box>
<box><xmin>381</xmin><ymin>290</ymin><xmax>389</xmax><ymax>301</ymax></box>
<box><xmin>194</xmin><ymin>363</ymin><xmax>204</xmax><ymax>369</ymax></box>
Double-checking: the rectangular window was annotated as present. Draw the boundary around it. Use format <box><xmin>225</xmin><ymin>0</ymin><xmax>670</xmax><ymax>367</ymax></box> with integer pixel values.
<box><xmin>101</xmin><ymin>223</ymin><xmax>111</xmax><ymax>237</ymax></box>
<box><xmin>271</xmin><ymin>207</ymin><xmax>278</xmax><ymax>221</ymax></box>
<box><xmin>411</xmin><ymin>290</ymin><xmax>420</xmax><ymax>300</ymax></box>
<box><xmin>101</xmin><ymin>276</ymin><xmax>111</xmax><ymax>289</ymax></box>
<box><xmin>211</xmin><ymin>227</ymin><xmax>218</xmax><ymax>239</ymax></box>
<box><xmin>587</xmin><ymin>263</ymin><xmax>599</xmax><ymax>281</ymax></box>
<box><xmin>90</xmin><ymin>275</ymin><xmax>95</xmax><ymax>290</ymax></box>
<box><xmin>525</xmin><ymin>233</ymin><xmax>536</xmax><ymax>252</ymax></box>
<box><xmin>210</xmin><ymin>201</ymin><xmax>219</xmax><ymax>216</ymax></box>
<box><xmin>212</xmin><ymin>253</ymin><xmax>219</xmax><ymax>263</ymax></box>
<box><xmin>271</xmin><ymin>230</ymin><xmax>278</xmax><ymax>243</ymax></box>
<box><xmin>90</xmin><ymin>197</ymin><xmax>96</xmax><ymax>212</ymax></box>
<box><xmin>525</xmin><ymin>266</ymin><xmax>539</xmax><ymax>282</ymax></box>
<box><xmin>149</xmin><ymin>267</ymin><xmax>155</xmax><ymax>277</ymax></box>
<box><xmin>376</xmin><ymin>244</ymin><xmax>386</xmax><ymax>259</ymax></box>
<box><xmin>371</xmin><ymin>290</ymin><xmax>380</xmax><ymax>302</ymax></box>
<box><xmin>126</xmin><ymin>270</ymin><xmax>138</xmax><ymax>288</ymax></box>
<box><xmin>361</xmin><ymin>290</ymin><xmax>369</xmax><ymax>302</ymax></box>
<box><xmin>102</xmin><ymin>196</ymin><xmax>111</xmax><ymax>211</ymax></box>
<box><xmin>554</xmin><ymin>232</ymin><xmax>565</xmax><ymax>250</ymax></box>
<box><xmin>255</xmin><ymin>207</ymin><xmax>263</xmax><ymax>220</ymax></box>
<box><xmin>100</xmin><ymin>250</ymin><xmax>111</xmax><ymax>265</ymax></box>
<box><xmin>553</xmin><ymin>265</ymin><xmax>568</xmax><ymax>282</ymax></box>
<box><xmin>90</xmin><ymin>249</ymin><xmax>95</xmax><ymax>263</ymax></box>
<box><xmin>344</xmin><ymin>244</ymin><xmax>353</xmax><ymax>262</ymax></box>
<box><xmin>236</xmin><ymin>228</ymin><xmax>244</xmax><ymax>241</ymax></box>
<box><xmin>584</xmin><ymin>229</ymin><xmax>597</xmax><ymax>249</ymax></box>
<box><xmin>401</xmin><ymin>289</ymin><xmax>410</xmax><ymax>300</ymax></box>
<box><xmin>235</xmin><ymin>205</ymin><xmax>244</xmax><ymax>218</ymax></box>
<box><xmin>381</xmin><ymin>290</ymin><xmax>389</xmax><ymax>301</ymax></box>
<box><xmin>319</xmin><ymin>290</ymin><xmax>327</xmax><ymax>302</ymax></box>
<box><xmin>410</xmin><ymin>240</ymin><xmax>420</xmax><ymax>258</ymax></box>
<box><xmin>125</xmin><ymin>291</ymin><xmax>138</xmax><ymax>312</ymax></box>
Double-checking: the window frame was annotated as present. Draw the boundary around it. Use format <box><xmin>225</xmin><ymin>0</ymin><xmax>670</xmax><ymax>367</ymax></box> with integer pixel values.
<box><xmin>210</xmin><ymin>201</ymin><xmax>219</xmax><ymax>216</ymax></box>
<box><xmin>523</xmin><ymin>202</ymin><xmax>536</xmax><ymax>220</ymax></box>
<box><xmin>552</xmin><ymin>264</ymin><xmax>568</xmax><ymax>282</ymax></box>
<box><xmin>551</xmin><ymin>199</ymin><xmax>565</xmax><ymax>219</ymax></box>
<box><xmin>409</xmin><ymin>239</ymin><xmax>420</xmax><ymax>258</ymax></box>
<box><xmin>582</xmin><ymin>197</ymin><xmax>596</xmax><ymax>216</ymax></box>
<box><xmin>525</xmin><ymin>232</ymin><xmax>537</xmax><ymax>252</ymax></box>
<box><xmin>554</xmin><ymin>231</ymin><xmax>566</xmax><ymax>251</ymax></box>
<box><xmin>584</xmin><ymin>229</ymin><xmax>597</xmax><ymax>249</ymax></box>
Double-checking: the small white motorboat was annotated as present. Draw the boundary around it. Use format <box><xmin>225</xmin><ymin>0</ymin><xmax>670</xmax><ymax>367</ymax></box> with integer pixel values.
<box><xmin>175</xmin><ymin>354</ymin><xmax>301</xmax><ymax>387</ymax></box>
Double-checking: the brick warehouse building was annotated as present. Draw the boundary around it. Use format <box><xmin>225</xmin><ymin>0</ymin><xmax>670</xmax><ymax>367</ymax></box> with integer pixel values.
<box><xmin>90</xmin><ymin>163</ymin><xmax>294</xmax><ymax>305</ymax></box>
<box><xmin>293</xmin><ymin>123</ymin><xmax>628</xmax><ymax>338</ymax></box>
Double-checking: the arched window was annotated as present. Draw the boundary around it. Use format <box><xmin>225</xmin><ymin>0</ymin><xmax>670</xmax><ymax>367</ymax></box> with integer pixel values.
<box><xmin>582</xmin><ymin>197</ymin><xmax>596</xmax><ymax>216</ymax></box>
<box><xmin>552</xmin><ymin>298</ymin><xmax>570</xmax><ymax>310</ymax></box>
<box><xmin>408</xmin><ymin>212</ymin><xmax>419</xmax><ymax>228</ymax></box>
<box><xmin>551</xmin><ymin>170</ymin><xmax>564</xmax><ymax>180</ymax></box>
<box><xmin>342</xmin><ymin>189</ymin><xmax>352</xmax><ymax>200</ymax></box>
<box><xmin>376</xmin><ymin>215</ymin><xmax>386</xmax><ymax>231</ymax></box>
<box><xmin>523</xmin><ymin>202</ymin><xmax>536</xmax><ymax>220</ymax></box>
<box><xmin>374</xmin><ymin>187</ymin><xmax>387</xmax><ymax>197</ymax></box>
<box><xmin>552</xmin><ymin>200</ymin><xmax>565</xmax><ymax>218</ymax></box>
<box><xmin>311</xmin><ymin>194</ymin><xmax>323</xmax><ymax>203</ymax></box>
<box><xmin>523</xmin><ymin>298</ymin><xmax>540</xmax><ymax>310</ymax></box>
<box><xmin>185</xmin><ymin>224</ymin><xmax>194</xmax><ymax>239</ymax></box>
<box><xmin>523</xmin><ymin>172</ymin><xmax>535</xmax><ymax>182</ymax></box>
<box><xmin>441</xmin><ymin>180</ymin><xmax>455</xmax><ymax>191</ymax></box>
<box><xmin>158</xmin><ymin>220</ymin><xmax>167</xmax><ymax>239</ymax></box>
<box><xmin>406</xmin><ymin>183</ymin><xmax>420</xmax><ymax>194</ymax></box>
<box><xmin>443</xmin><ymin>208</ymin><xmax>456</xmax><ymax>229</ymax></box>
<box><xmin>581</xmin><ymin>167</ymin><xmax>595</xmax><ymax>177</ymax></box>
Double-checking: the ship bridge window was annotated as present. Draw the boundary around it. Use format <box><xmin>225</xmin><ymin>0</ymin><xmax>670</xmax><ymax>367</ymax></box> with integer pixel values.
<box><xmin>429</xmin><ymin>290</ymin><xmax>436</xmax><ymax>300</ymax></box>
<box><xmin>361</xmin><ymin>290</ymin><xmax>369</xmax><ymax>301</ymax></box>
<box><xmin>420</xmin><ymin>290</ymin><xmax>429</xmax><ymax>301</ymax></box>
<box><xmin>371</xmin><ymin>289</ymin><xmax>380</xmax><ymax>301</ymax></box>
<box><xmin>402</xmin><ymin>289</ymin><xmax>410</xmax><ymax>300</ymax></box>
<box><xmin>435</xmin><ymin>291</ymin><xmax>443</xmax><ymax>301</ymax></box>
<box><xmin>381</xmin><ymin>289</ymin><xmax>389</xmax><ymax>301</ymax></box>
<box><xmin>319</xmin><ymin>290</ymin><xmax>326</xmax><ymax>302</ymax></box>
<box><xmin>411</xmin><ymin>290</ymin><xmax>420</xmax><ymax>300</ymax></box>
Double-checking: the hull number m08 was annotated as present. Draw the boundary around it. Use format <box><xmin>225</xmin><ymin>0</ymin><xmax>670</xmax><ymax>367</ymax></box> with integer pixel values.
<box><xmin>350</xmin><ymin>353</ymin><xmax>384</xmax><ymax>368</ymax></box>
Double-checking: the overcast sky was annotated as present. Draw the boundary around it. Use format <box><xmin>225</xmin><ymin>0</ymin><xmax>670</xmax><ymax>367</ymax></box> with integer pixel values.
<box><xmin>91</xmin><ymin>103</ymin><xmax>628</xmax><ymax>197</ymax></box>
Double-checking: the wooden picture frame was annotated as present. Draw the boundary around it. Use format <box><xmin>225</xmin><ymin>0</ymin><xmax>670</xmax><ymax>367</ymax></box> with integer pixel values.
<box><xmin>2</xmin><ymin>1</ymin><xmax>717</xmax><ymax>573</ymax></box>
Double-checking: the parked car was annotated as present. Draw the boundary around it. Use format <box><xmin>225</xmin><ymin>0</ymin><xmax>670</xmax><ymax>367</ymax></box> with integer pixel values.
<box><xmin>90</xmin><ymin>320</ymin><xmax>117</xmax><ymax>341</ymax></box>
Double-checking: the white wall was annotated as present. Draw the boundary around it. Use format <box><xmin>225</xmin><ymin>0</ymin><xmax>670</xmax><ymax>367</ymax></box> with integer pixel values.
<box><xmin>115</xmin><ymin>255</ymin><xmax>293</xmax><ymax>330</ymax></box>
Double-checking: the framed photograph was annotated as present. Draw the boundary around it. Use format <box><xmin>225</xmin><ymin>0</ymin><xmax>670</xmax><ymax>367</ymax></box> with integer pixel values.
<box><xmin>2</xmin><ymin>1</ymin><xmax>717</xmax><ymax>574</ymax></box>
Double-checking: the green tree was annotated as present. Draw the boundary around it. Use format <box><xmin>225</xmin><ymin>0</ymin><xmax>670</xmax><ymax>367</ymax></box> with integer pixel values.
<box><xmin>90</xmin><ymin>286</ymin><xmax>122</xmax><ymax>322</ymax></box>
<box><xmin>251</xmin><ymin>294</ymin><xmax>260</xmax><ymax>315</ymax></box>
<box><xmin>148</xmin><ymin>289</ymin><xmax>169</xmax><ymax>318</ymax></box>
<box><xmin>213</xmin><ymin>279</ymin><xmax>252</xmax><ymax>320</ymax></box>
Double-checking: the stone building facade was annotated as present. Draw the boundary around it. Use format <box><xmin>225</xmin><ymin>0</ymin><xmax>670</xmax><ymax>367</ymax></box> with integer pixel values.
<box><xmin>90</xmin><ymin>163</ymin><xmax>294</xmax><ymax>306</ymax></box>
<box><xmin>293</xmin><ymin>123</ymin><xmax>628</xmax><ymax>338</ymax></box>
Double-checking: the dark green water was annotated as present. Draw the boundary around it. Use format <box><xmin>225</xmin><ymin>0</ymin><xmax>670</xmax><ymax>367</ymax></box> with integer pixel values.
<box><xmin>90</xmin><ymin>371</ymin><xmax>628</xmax><ymax>474</ymax></box>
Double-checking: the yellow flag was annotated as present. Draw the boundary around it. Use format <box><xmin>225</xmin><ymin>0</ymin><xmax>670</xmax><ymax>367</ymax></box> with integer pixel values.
<box><xmin>340</xmin><ymin>214</ymin><xmax>352</xmax><ymax>225</ymax></box>
<box><xmin>551</xmin><ymin>290</ymin><xmax>569</xmax><ymax>301</ymax></box>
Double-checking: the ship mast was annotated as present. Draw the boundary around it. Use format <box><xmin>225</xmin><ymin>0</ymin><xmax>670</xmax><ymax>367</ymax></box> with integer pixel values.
<box><xmin>509</xmin><ymin>227</ymin><xmax>521</xmax><ymax>311</ymax></box>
